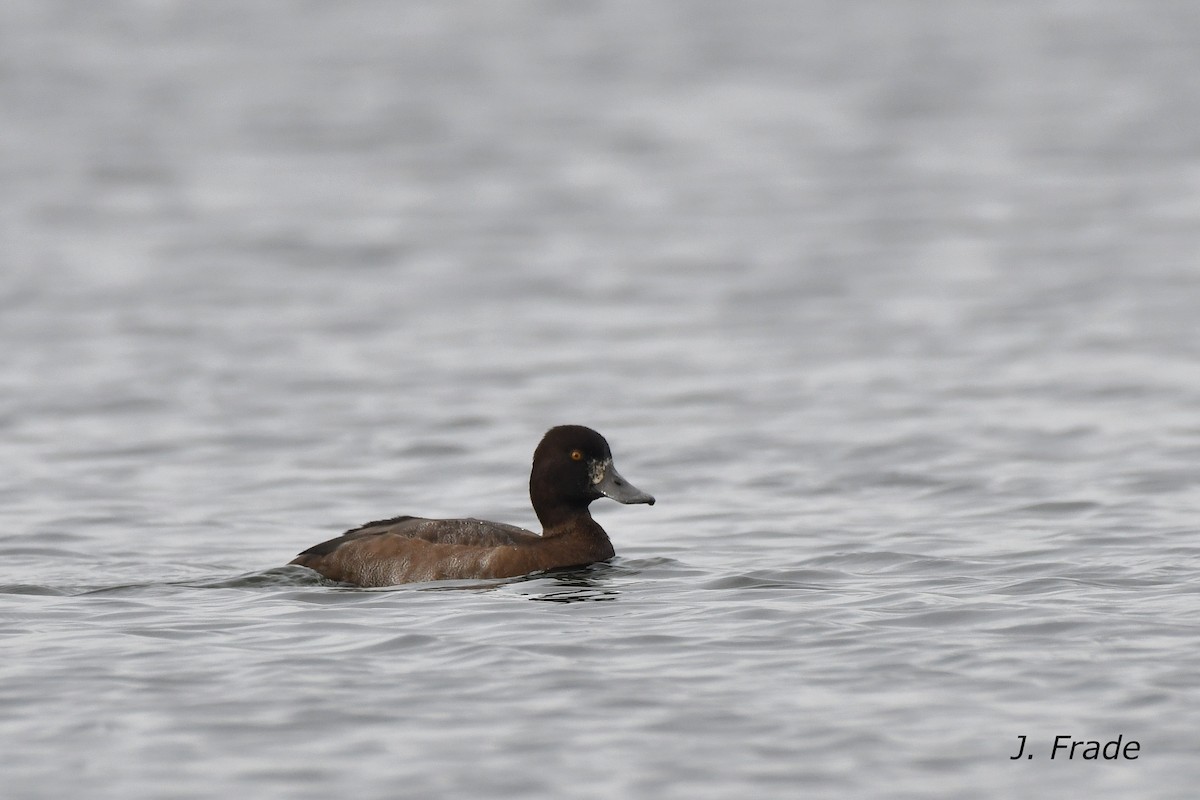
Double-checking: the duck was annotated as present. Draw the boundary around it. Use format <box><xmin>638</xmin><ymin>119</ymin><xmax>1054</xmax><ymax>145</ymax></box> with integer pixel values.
<box><xmin>289</xmin><ymin>425</ymin><xmax>655</xmax><ymax>587</ymax></box>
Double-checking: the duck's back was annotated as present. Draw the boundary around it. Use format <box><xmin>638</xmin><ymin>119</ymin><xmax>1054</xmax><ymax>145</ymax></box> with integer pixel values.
<box><xmin>289</xmin><ymin>515</ymin><xmax>544</xmax><ymax>586</ymax></box>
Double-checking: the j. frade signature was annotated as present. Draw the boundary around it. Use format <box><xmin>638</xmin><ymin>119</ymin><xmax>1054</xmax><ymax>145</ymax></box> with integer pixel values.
<box><xmin>1009</xmin><ymin>735</ymin><xmax>1140</xmax><ymax>761</ymax></box>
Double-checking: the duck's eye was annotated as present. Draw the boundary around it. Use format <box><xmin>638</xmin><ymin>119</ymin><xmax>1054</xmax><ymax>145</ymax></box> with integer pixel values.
<box><xmin>570</xmin><ymin>449</ymin><xmax>584</xmax><ymax>461</ymax></box>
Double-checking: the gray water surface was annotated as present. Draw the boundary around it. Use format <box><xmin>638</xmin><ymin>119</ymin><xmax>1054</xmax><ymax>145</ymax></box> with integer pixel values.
<box><xmin>3</xmin><ymin>2</ymin><xmax>1200</xmax><ymax>798</ymax></box>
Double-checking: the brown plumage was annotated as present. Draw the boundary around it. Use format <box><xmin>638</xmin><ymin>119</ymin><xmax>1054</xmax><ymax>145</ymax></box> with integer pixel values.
<box><xmin>289</xmin><ymin>426</ymin><xmax>655</xmax><ymax>587</ymax></box>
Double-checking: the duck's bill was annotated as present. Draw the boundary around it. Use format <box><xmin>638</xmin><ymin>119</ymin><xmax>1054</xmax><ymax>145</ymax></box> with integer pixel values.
<box><xmin>594</xmin><ymin>461</ymin><xmax>656</xmax><ymax>505</ymax></box>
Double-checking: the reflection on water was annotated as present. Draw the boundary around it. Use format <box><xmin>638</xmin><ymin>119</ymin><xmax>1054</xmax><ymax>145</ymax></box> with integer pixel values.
<box><xmin>516</xmin><ymin>568</ymin><xmax>624</xmax><ymax>604</ymax></box>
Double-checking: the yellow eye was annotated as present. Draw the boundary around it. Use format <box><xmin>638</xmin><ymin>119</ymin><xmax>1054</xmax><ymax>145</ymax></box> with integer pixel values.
<box><xmin>570</xmin><ymin>449</ymin><xmax>584</xmax><ymax>461</ymax></box>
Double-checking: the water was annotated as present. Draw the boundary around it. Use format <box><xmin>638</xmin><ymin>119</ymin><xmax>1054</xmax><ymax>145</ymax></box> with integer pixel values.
<box><xmin>3</xmin><ymin>2</ymin><xmax>1200</xmax><ymax>797</ymax></box>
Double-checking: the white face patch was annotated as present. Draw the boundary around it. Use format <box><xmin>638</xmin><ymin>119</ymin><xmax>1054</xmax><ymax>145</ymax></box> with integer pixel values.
<box><xmin>589</xmin><ymin>458</ymin><xmax>611</xmax><ymax>485</ymax></box>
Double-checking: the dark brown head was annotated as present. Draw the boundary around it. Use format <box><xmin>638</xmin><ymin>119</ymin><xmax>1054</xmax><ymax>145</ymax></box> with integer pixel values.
<box><xmin>529</xmin><ymin>425</ymin><xmax>655</xmax><ymax>530</ymax></box>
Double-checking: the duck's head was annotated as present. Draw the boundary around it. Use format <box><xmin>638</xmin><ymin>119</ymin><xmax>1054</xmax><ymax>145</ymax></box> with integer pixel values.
<box><xmin>530</xmin><ymin>425</ymin><xmax>655</xmax><ymax>527</ymax></box>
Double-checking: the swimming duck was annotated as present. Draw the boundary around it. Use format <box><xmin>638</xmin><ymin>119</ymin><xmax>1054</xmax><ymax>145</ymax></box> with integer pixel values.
<box><xmin>289</xmin><ymin>425</ymin><xmax>655</xmax><ymax>587</ymax></box>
